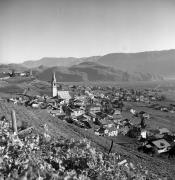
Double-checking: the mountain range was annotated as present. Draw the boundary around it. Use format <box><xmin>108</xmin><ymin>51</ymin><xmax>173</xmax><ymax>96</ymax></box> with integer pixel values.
<box><xmin>35</xmin><ymin>62</ymin><xmax>159</xmax><ymax>82</ymax></box>
<box><xmin>22</xmin><ymin>56</ymin><xmax>100</xmax><ymax>68</ymax></box>
<box><xmin>2</xmin><ymin>49</ymin><xmax>175</xmax><ymax>82</ymax></box>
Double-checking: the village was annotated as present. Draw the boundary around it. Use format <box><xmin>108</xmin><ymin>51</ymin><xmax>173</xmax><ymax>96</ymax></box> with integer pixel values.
<box><xmin>2</xmin><ymin>72</ymin><xmax>175</xmax><ymax>161</ymax></box>
<box><xmin>0</xmin><ymin>69</ymin><xmax>33</xmax><ymax>80</ymax></box>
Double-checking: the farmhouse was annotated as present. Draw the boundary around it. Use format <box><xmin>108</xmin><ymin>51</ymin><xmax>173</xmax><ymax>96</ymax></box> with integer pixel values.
<box><xmin>151</xmin><ymin>139</ymin><xmax>170</xmax><ymax>154</ymax></box>
<box><xmin>71</xmin><ymin>108</ymin><xmax>85</xmax><ymax>117</ymax></box>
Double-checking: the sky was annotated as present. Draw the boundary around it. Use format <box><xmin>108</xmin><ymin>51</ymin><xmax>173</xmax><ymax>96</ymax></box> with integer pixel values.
<box><xmin>1</xmin><ymin>0</ymin><xmax>175</xmax><ymax>63</ymax></box>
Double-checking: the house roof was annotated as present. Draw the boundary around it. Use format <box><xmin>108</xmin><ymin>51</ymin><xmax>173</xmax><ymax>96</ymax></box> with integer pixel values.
<box><xmin>152</xmin><ymin>139</ymin><xmax>170</xmax><ymax>149</ymax></box>
<box><xmin>159</xmin><ymin>128</ymin><xmax>170</xmax><ymax>134</ymax></box>
<box><xmin>100</xmin><ymin>118</ymin><xmax>112</xmax><ymax>125</ymax></box>
<box><xmin>49</xmin><ymin>110</ymin><xmax>65</xmax><ymax>116</ymax></box>
<box><xmin>114</xmin><ymin>110</ymin><xmax>121</xmax><ymax>115</ymax></box>
<box><xmin>77</xmin><ymin>115</ymin><xmax>87</xmax><ymax>121</ymax></box>
<box><xmin>57</xmin><ymin>91</ymin><xmax>71</xmax><ymax>102</ymax></box>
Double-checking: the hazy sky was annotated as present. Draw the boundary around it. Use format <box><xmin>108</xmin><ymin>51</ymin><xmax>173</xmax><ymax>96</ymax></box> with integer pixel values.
<box><xmin>1</xmin><ymin>0</ymin><xmax>175</xmax><ymax>63</ymax></box>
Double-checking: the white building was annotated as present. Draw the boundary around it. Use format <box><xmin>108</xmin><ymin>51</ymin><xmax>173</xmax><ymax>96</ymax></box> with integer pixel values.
<box><xmin>57</xmin><ymin>90</ymin><xmax>71</xmax><ymax>103</ymax></box>
<box><xmin>51</xmin><ymin>73</ymin><xmax>71</xmax><ymax>103</ymax></box>
<box><xmin>51</xmin><ymin>72</ymin><xmax>57</xmax><ymax>97</ymax></box>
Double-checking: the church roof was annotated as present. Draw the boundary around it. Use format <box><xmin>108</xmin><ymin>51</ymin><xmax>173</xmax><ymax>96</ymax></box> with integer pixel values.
<box><xmin>57</xmin><ymin>91</ymin><xmax>71</xmax><ymax>102</ymax></box>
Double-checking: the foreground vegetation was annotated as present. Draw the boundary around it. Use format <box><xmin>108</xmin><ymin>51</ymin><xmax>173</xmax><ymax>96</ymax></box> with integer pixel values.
<box><xmin>0</xmin><ymin>116</ymin><xmax>168</xmax><ymax>180</ymax></box>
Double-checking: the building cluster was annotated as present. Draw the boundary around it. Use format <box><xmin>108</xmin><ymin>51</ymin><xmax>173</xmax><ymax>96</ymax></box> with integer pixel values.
<box><xmin>0</xmin><ymin>70</ymin><xmax>33</xmax><ymax>80</ymax></box>
<box><xmin>4</xmin><ymin>73</ymin><xmax>175</xmax><ymax>158</ymax></box>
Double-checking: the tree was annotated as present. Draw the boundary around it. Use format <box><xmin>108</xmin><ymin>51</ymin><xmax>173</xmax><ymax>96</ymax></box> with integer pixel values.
<box><xmin>9</xmin><ymin>69</ymin><xmax>15</xmax><ymax>77</ymax></box>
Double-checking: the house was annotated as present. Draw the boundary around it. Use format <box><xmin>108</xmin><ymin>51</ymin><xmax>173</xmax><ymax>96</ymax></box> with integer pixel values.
<box><xmin>89</xmin><ymin>106</ymin><xmax>101</xmax><ymax>114</ymax></box>
<box><xmin>139</xmin><ymin>95</ymin><xmax>145</xmax><ymax>102</ymax></box>
<box><xmin>74</xmin><ymin>99</ymin><xmax>84</xmax><ymax>107</ymax></box>
<box><xmin>95</xmin><ymin>127</ymin><xmax>105</xmax><ymax>136</ymax></box>
<box><xmin>159</xmin><ymin>128</ymin><xmax>170</xmax><ymax>135</ymax></box>
<box><xmin>113</xmin><ymin>110</ymin><xmax>122</xmax><ymax>120</ymax></box>
<box><xmin>57</xmin><ymin>91</ymin><xmax>71</xmax><ymax>103</ymax></box>
<box><xmin>126</xmin><ymin>96</ymin><xmax>132</xmax><ymax>101</ymax></box>
<box><xmin>140</xmin><ymin>130</ymin><xmax>147</xmax><ymax>139</ymax></box>
<box><xmin>105</xmin><ymin>126</ymin><xmax>119</xmax><ymax>136</ymax></box>
<box><xmin>100</xmin><ymin>118</ymin><xmax>113</xmax><ymax>128</ymax></box>
<box><xmin>71</xmin><ymin>109</ymin><xmax>85</xmax><ymax>117</ymax></box>
<box><xmin>151</xmin><ymin>139</ymin><xmax>171</xmax><ymax>154</ymax></box>
<box><xmin>49</xmin><ymin>110</ymin><xmax>65</xmax><ymax>117</ymax></box>
<box><xmin>85</xmin><ymin>90</ymin><xmax>94</xmax><ymax>99</ymax></box>
<box><xmin>76</xmin><ymin>115</ymin><xmax>91</xmax><ymax>128</ymax></box>
<box><xmin>160</xmin><ymin>107</ymin><xmax>168</xmax><ymax>112</ymax></box>
<box><xmin>20</xmin><ymin>72</ymin><xmax>27</xmax><ymax>77</ymax></box>
<box><xmin>136</xmin><ymin>96</ymin><xmax>140</xmax><ymax>102</ymax></box>
<box><xmin>150</xmin><ymin>96</ymin><xmax>156</xmax><ymax>101</ymax></box>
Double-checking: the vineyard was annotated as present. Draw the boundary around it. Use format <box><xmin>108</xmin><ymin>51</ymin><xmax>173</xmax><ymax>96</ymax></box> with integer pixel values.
<box><xmin>0</xmin><ymin>102</ymin><xmax>175</xmax><ymax>179</ymax></box>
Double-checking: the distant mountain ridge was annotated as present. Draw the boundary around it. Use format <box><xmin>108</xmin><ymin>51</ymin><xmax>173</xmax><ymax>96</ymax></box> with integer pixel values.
<box><xmin>36</xmin><ymin>61</ymin><xmax>163</xmax><ymax>82</ymax></box>
<box><xmin>21</xmin><ymin>49</ymin><xmax>175</xmax><ymax>76</ymax></box>
<box><xmin>22</xmin><ymin>56</ymin><xmax>100</xmax><ymax>68</ymax></box>
<box><xmin>97</xmin><ymin>49</ymin><xmax>175</xmax><ymax>75</ymax></box>
<box><xmin>2</xmin><ymin>49</ymin><xmax>175</xmax><ymax>81</ymax></box>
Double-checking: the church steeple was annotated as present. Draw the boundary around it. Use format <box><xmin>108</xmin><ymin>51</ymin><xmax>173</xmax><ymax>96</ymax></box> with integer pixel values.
<box><xmin>52</xmin><ymin>72</ymin><xmax>56</xmax><ymax>81</ymax></box>
<box><xmin>51</xmin><ymin>72</ymin><xmax>57</xmax><ymax>97</ymax></box>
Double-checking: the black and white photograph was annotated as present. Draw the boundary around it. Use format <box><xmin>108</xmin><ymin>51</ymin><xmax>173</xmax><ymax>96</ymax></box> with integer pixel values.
<box><xmin>0</xmin><ymin>0</ymin><xmax>175</xmax><ymax>179</ymax></box>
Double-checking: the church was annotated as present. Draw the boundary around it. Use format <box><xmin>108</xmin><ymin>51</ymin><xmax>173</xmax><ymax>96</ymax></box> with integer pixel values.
<box><xmin>51</xmin><ymin>72</ymin><xmax>71</xmax><ymax>103</ymax></box>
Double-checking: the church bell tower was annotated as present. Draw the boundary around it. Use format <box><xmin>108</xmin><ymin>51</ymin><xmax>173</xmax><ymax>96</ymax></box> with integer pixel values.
<box><xmin>51</xmin><ymin>72</ymin><xmax>57</xmax><ymax>97</ymax></box>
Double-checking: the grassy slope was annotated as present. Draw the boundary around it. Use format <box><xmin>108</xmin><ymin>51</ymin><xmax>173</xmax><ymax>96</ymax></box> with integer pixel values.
<box><xmin>124</xmin><ymin>101</ymin><xmax>175</xmax><ymax>132</ymax></box>
<box><xmin>0</xmin><ymin>78</ymin><xmax>52</xmax><ymax>97</ymax></box>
